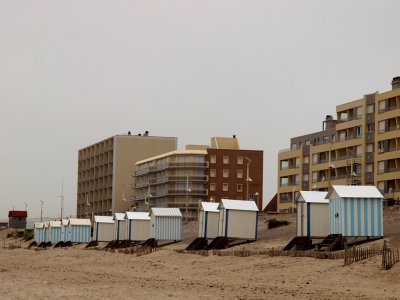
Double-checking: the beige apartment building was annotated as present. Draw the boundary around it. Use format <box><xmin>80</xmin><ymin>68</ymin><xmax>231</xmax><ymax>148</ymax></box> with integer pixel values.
<box><xmin>277</xmin><ymin>77</ymin><xmax>400</xmax><ymax>213</ymax></box>
<box><xmin>77</xmin><ymin>133</ymin><xmax>177</xmax><ymax>218</ymax></box>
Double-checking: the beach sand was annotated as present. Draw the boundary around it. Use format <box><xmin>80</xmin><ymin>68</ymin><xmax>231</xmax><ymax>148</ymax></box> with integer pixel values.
<box><xmin>1</xmin><ymin>209</ymin><xmax>399</xmax><ymax>299</ymax></box>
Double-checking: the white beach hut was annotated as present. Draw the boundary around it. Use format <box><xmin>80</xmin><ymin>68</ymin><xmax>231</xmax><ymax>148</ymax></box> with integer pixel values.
<box><xmin>93</xmin><ymin>216</ymin><xmax>114</xmax><ymax>242</ymax></box>
<box><xmin>114</xmin><ymin>213</ymin><xmax>127</xmax><ymax>241</ymax></box>
<box><xmin>126</xmin><ymin>212</ymin><xmax>151</xmax><ymax>241</ymax></box>
<box><xmin>296</xmin><ymin>191</ymin><xmax>329</xmax><ymax>238</ymax></box>
<box><xmin>218</xmin><ymin>199</ymin><xmax>259</xmax><ymax>240</ymax></box>
<box><xmin>150</xmin><ymin>208</ymin><xmax>182</xmax><ymax>241</ymax></box>
<box><xmin>34</xmin><ymin>222</ymin><xmax>45</xmax><ymax>243</ymax></box>
<box><xmin>48</xmin><ymin>221</ymin><xmax>63</xmax><ymax>244</ymax></box>
<box><xmin>198</xmin><ymin>202</ymin><xmax>219</xmax><ymax>239</ymax></box>
<box><xmin>68</xmin><ymin>218</ymin><xmax>91</xmax><ymax>243</ymax></box>
<box><xmin>327</xmin><ymin>185</ymin><xmax>383</xmax><ymax>237</ymax></box>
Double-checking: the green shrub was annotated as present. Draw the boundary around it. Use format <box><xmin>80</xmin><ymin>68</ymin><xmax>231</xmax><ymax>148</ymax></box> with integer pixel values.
<box><xmin>23</xmin><ymin>229</ymin><xmax>34</xmax><ymax>241</ymax></box>
<box><xmin>267</xmin><ymin>218</ymin><xmax>290</xmax><ymax>229</ymax></box>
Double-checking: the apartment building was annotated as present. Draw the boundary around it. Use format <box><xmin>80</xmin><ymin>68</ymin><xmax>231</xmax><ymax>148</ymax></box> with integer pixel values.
<box><xmin>132</xmin><ymin>150</ymin><xmax>208</xmax><ymax>220</ymax></box>
<box><xmin>132</xmin><ymin>137</ymin><xmax>264</xmax><ymax>220</ymax></box>
<box><xmin>76</xmin><ymin>133</ymin><xmax>177</xmax><ymax>218</ymax></box>
<box><xmin>277</xmin><ymin>77</ymin><xmax>400</xmax><ymax>213</ymax></box>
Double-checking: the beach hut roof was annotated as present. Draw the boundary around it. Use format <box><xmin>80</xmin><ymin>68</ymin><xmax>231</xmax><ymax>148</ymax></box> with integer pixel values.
<box><xmin>297</xmin><ymin>191</ymin><xmax>329</xmax><ymax>204</ymax></box>
<box><xmin>49</xmin><ymin>221</ymin><xmax>62</xmax><ymax>227</ymax></box>
<box><xmin>219</xmin><ymin>199</ymin><xmax>258</xmax><ymax>211</ymax></box>
<box><xmin>94</xmin><ymin>216</ymin><xmax>114</xmax><ymax>223</ymax></box>
<box><xmin>126</xmin><ymin>212</ymin><xmax>150</xmax><ymax>220</ymax></box>
<box><xmin>69</xmin><ymin>218</ymin><xmax>91</xmax><ymax>226</ymax></box>
<box><xmin>114</xmin><ymin>213</ymin><xmax>126</xmax><ymax>221</ymax></box>
<box><xmin>61</xmin><ymin>219</ymin><xmax>69</xmax><ymax>226</ymax></box>
<box><xmin>200</xmin><ymin>202</ymin><xmax>219</xmax><ymax>212</ymax></box>
<box><xmin>150</xmin><ymin>208</ymin><xmax>182</xmax><ymax>217</ymax></box>
<box><xmin>34</xmin><ymin>222</ymin><xmax>44</xmax><ymax>229</ymax></box>
<box><xmin>327</xmin><ymin>185</ymin><xmax>383</xmax><ymax>199</ymax></box>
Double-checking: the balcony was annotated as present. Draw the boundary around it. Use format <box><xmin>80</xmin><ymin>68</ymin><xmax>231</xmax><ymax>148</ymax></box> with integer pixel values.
<box><xmin>134</xmin><ymin>162</ymin><xmax>208</xmax><ymax>176</ymax></box>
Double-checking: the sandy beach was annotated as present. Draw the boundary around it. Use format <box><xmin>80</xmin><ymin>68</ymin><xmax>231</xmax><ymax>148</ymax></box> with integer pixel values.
<box><xmin>1</xmin><ymin>210</ymin><xmax>400</xmax><ymax>300</ymax></box>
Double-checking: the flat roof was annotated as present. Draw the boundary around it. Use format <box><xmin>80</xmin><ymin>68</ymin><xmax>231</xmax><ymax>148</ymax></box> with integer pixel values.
<box><xmin>126</xmin><ymin>212</ymin><xmax>150</xmax><ymax>220</ymax></box>
<box><xmin>150</xmin><ymin>208</ymin><xmax>182</xmax><ymax>217</ymax></box>
<box><xmin>200</xmin><ymin>202</ymin><xmax>219</xmax><ymax>212</ymax></box>
<box><xmin>69</xmin><ymin>218</ymin><xmax>91</xmax><ymax>226</ymax></box>
<box><xmin>114</xmin><ymin>213</ymin><xmax>126</xmax><ymax>221</ymax></box>
<box><xmin>94</xmin><ymin>216</ymin><xmax>114</xmax><ymax>224</ymax></box>
<box><xmin>136</xmin><ymin>149</ymin><xmax>207</xmax><ymax>165</ymax></box>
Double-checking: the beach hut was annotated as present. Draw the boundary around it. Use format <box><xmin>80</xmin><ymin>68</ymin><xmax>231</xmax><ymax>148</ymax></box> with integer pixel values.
<box><xmin>296</xmin><ymin>191</ymin><xmax>329</xmax><ymax>238</ymax></box>
<box><xmin>327</xmin><ymin>185</ymin><xmax>383</xmax><ymax>237</ymax></box>
<box><xmin>218</xmin><ymin>199</ymin><xmax>258</xmax><ymax>240</ymax></box>
<box><xmin>48</xmin><ymin>221</ymin><xmax>63</xmax><ymax>244</ymax></box>
<box><xmin>60</xmin><ymin>219</ymin><xmax>69</xmax><ymax>242</ymax></box>
<box><xmin>68</xmin><ymin>218</ymin><xmax>91</xmax><ymax>243</ymax></box>
<box><xmin>114</xmin><ymin>213</ymin><xmax>127</xmax><ymax>241</ymax></box>
<box><xmin>34</xmin><ymin>222</ymin><xmax>45</xmax><ymax>243</ymax></box>
<box><xmin>150</xmin><ymin>208</ymin><xmax>182</xmax><ymax>241</ymax></box>
<box><xmin>198</xmin><ymin>202</ymin><xmax>220</xmax><ymax>239</ymax></box>
<box><xmin>43</xmin><ymin>222</ymin><xmax>50</xmax><ymax>242</ymax></box>
<box><xmin>126</xmin><ymin>212</ymin><xmax>151</xmax><ymax>241</ymax></box>
<box><xmin>93</xmin><ymin>216</ymin><xmax>114</xmax><ymax>242</ymax></box>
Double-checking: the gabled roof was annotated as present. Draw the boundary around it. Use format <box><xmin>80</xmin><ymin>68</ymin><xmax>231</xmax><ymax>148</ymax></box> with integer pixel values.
<box><xmin>297</xmin><ymin>191</ymin><xmax>329</xmax><ymax>204</ymax></box>
<box><xmin>150</xmin><ymin>208</ymin><xmax>182</xmax><ymax>217</ymax></box>
<box><xmin>49</xmin><ymin>221</ymin><xmax>62</xmax><ymax>227</ymax></box>
<box><xmin>8</xmin><ymin>210</ymin><xmax>27</xmax><ymax>218</ymax></box>
<box><xmin>200</xmin><ymin>202</ymin><xmax>219</xmax><ymax>212</ymax></box>
<box><xmin>94</xmin><ymin>216</ymin><xmax>114</xmax><ymax>224</ymax></box>
<box><xmin>327</xmin><ymin>185</ymin><xmax>383</xmax><ymax>199</ymax></box>
<box><xmin>126</xmin><ymin>212</ymin><xmax>150</xmax><ymax>220</ymax></box>
<box><xmin>114</xmin><ymin>213</ymin><xmax>126</xmax><ymax>221</ymax></box>
<box><xmin>219</xmin><ymin>199</ymin><xmax>258</xmax><ymax>212</ymax></box>
<box><xmin>34</xmin><ymin>222</ymin><xmax>44</xmax><ymax>229</ymax></box>
<box><xmin>69</xmin><ymin>218</ymin><xmax>91</xmax><ymax>226</ymax></box>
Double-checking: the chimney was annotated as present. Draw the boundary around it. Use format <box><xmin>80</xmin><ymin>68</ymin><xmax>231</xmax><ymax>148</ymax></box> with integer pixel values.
<box><xmin>392</xmin><ymin>77</ymin><xmax>400</xmax><ymax>90</ymax></box>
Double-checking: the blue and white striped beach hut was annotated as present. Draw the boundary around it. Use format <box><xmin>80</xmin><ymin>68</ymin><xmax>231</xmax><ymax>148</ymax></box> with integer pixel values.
<box><xmin>114</xmin><ymin>213</ymin><xmax>127</xmax><ymax>241</ymax></box>
<box><xmin>34</xmin><ymin>222</ymin><xmax>45</xmax><ymax>243</ymax></box>
<box><xmin>68</xmin><ymin>218</ymin><xmax>91</xmax><ymax>243</ymax></box>
<box><xmin>61</xmin><ymin>219</ymin><xmax>69</xmax><ymax>242</ymax></box>
<box><xmin>150</xmin><ymin>208</ymin><xmax>182</xmax><ymax>241</ymax></box>
<box><xmin>327</xmin><ymin>185</ymin><xmax>383</xmax><ymax>237</ymax></box>
<box><xmin>48</xmin><ymin>221</ymin><xmax>63</xmax><ymax>244</ymax></box>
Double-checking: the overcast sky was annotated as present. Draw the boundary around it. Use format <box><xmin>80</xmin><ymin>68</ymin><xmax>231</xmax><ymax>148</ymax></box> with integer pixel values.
<box><xmin>1</xmin><ymin>0</ymin><xmax>399</xmax><ymax>219</ymax></box>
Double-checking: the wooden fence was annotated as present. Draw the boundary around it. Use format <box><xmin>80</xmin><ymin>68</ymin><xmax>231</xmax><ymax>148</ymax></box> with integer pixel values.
<box><xmin>382</xmin><ymin>240</ymin><xmax>400</xmax><ymax>270</ymax></box>
<box><xmin>212</xmin><ymin>248</ymin><xmax>345</xmax><ymax>259</ymax></box>
<box><xmin>343</xmin><ymin>245</ymin><xmax>383</xmax><ymax>266</ymax></box>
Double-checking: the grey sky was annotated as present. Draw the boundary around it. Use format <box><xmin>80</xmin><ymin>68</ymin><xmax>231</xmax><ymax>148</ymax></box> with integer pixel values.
<box><xmin>1</xmin><ymin>0</ymin><xmax>399</xmax><ymax>219</ymax></box>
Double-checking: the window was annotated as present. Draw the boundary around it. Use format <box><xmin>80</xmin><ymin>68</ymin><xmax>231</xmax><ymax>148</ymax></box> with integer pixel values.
<box><xmin>210</xmin><ymin>183</ymin><xmax>216</xmax><ymax>191</ymax></box>
<box><xmin>210</xmin><ymin>155</ymin><xmax>216</xmax><ymax>164</ymax></box>
<box><xmin>295</xmin><ymin>157</ymin><xmax>300</xmax><ymax>168</ymax></box>
<box><xmin>222</xmin><ymin>183</ymin><xmax>228</xmax><ymax>192</ymax></box>
<box><xmin>223</xmin><ymin>156</ymin><xmax>229</xmax><ymax>164</ymax></box>
<box><xmin>356</xmin><ymin>126</ymin><xmax>362</xmax><ymax>138</ymax></box>
<box><xmin>378</xmin><ymin>141</ymin><xmax>385</xmax><ymax>153</ymax></box>
<box><xmin>281</xmin><ymin>160</ymin><xmax>288</xmax><ymax>170</ymax></box>
<box><xmin>312</xmin><ymin>154</ymin><xmax>319</xmax><ymax>164</ymax></box>
<box><xmin>223</xmin><ymin>169</ymin><xmax>229</xmax><ymax>178</ymax></box>
<box><xmin>378</xmin><ymin>121</ymin><xmax>386</xmax><ymax>133</ymax></box>
<box><xmin>366</xmin><ymin>164</ymin><xmax>373</xmax><ymax>173</ymax></box>
<box><xmin>305</xmin><ymin>140</ymin><xmax>310</xmax><ymax>146</ymax></box>
<box><xmin>367</xmin><ymin>124</ymin><xmax>374</xmax><ymax>133</ymax></box>
<box><xmin>356</xmin><ymin>106</ymin><xmax>362</xmax><ymax>119</ymax></box>
<box><xmin>237</xmin><ymin>156</ymin><xmax>243</xmax><ymax>164</ymax></box>
<box><xmin>367</xmin><ymin>104</ymin><xmax>374</xmax><ymax>114</ymax></box>
<box><xmin>294</xmin><ymin>174</ymin><xmax>299</xmax><ymax>185</ymax></box>
<box><xmin>210</xmin><ymin>169</ymin><xmax>216</xmax><ymax>177</ymax></box>
<box><xmin>312</xmin><ymin>172</ymin><xmax>318</xmax><ymax>183</ymax></box>
<box><xmin>356</xmin><ymin>145</ymin><xmax>362</xmax><ymax>157</ymax></box>
<box><xmin>237</xmin><ymin>184</ymin><xmax>243</xmax><ymax>192</ymax></box>
<box><xmin>237</xmin><ymin>170</ymin><xmax>243</xmax><ymax>178</ymax></box>
<box><xmin>366</xmin><ymin>144</ymin><xmax>374</xmax><ymax>153</ymax></box>
<box><xmin>378</xmin><ymin>161</ymin><xmax>385</xmax><ymax>174</ymax></box>
<box><xmin>304</xmin><ymin>156</ymin><xmax>309</xmax><ymax>164</ymax></box>
<box><xmin>379</xmin><ymin>100</ymin><xmax>386</xmax><ymax>113</ymax></box>
<box><xmin>303</xmin><ymin>174</ymin><xmax>309</xmax><ymax>181</ymax></box>
<box><xmin>291</xmin><ymin>143</ymin><xmax>297</xmax><ymax>150</ymax></box>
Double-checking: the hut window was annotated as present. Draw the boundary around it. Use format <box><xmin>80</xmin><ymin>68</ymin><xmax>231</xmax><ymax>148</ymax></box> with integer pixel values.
<box><xmin>223</xmin><ymin>183</ymin><xmax>228</xmax><ymax>192</ymax></box>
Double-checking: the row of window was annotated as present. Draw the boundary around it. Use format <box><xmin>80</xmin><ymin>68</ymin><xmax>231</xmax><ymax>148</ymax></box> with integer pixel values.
<box><xmin>209</xmin><ymin>183</ymin><xmax>243</xmax><ymax>192</ymax></box>
<box><xmin>210</xmin><ymin>169</ymin><xmax>243</xmax><ymax>178</ymax></box>
<box><xmin>209</xmin><ymin>155</ymin><xmax>245</xmax><ymax>165</ymax></box>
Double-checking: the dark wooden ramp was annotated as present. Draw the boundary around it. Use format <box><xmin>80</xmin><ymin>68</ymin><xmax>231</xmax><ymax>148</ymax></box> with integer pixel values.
<box><xmin>206</xmin><ymin>237</ymin><xmax>229</xmax><ymax>250</ymax></box>
<box><xmin>186</xmin><ymin>237</ymin><xmax>208</xmax><ymax>251</ymax></box>
<box><xmin>283</xmin><ymin>237</ymin><xmax>312</xmax><ymax>251</ymax></box>
<box><xmin>316</xmin><ymin>234</ymin><xmax>343</xmax><ymax>251</ymax></box>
